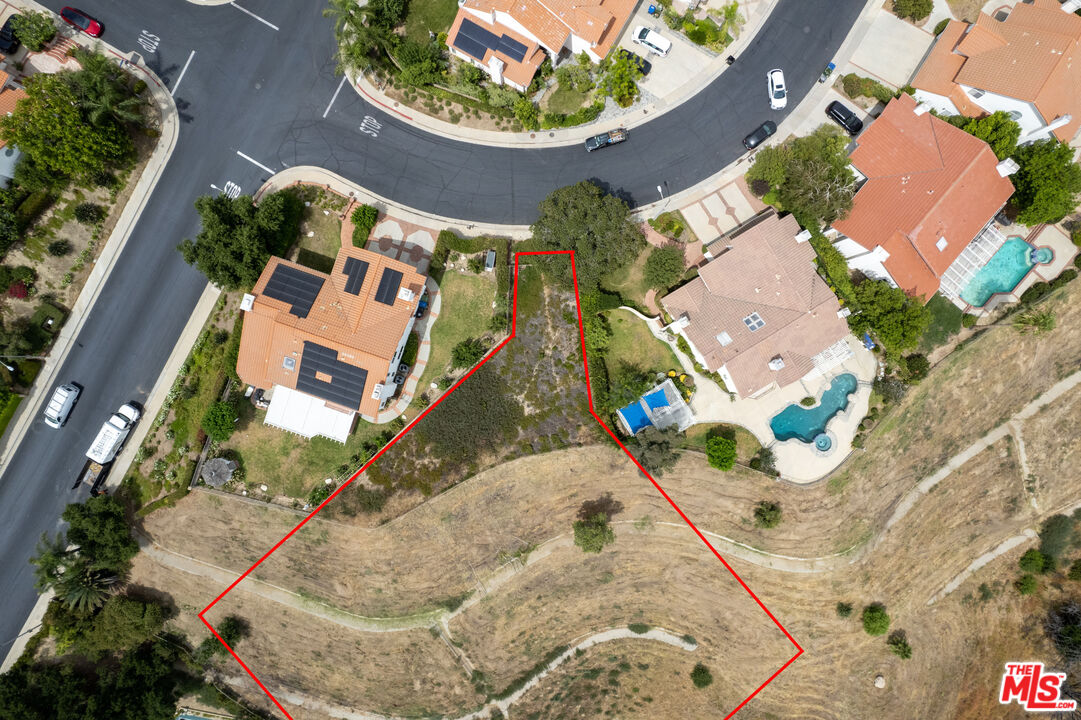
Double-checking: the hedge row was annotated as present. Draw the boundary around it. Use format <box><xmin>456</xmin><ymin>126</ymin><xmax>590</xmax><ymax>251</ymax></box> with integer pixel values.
<box><xmin>841</xmin><ymin>73</ymin><xmax>896</xmax><ymax>105</ymax></box>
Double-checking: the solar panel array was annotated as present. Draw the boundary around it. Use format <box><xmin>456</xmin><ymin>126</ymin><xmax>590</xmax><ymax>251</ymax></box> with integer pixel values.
<box><xmin>342</xmin><ymin>256</ymin><xmax>370</xmax><ymax>296</ymax></box>
<box><xmin>453</xmin><ymin>18</ymin><xmax>528</xmax><ymax>63</ymax></box>
<box><xmin>374</xmin><ymin>268</ymin><xmax>403</xmax><ymax>306</ymax></box>
<box><xmin>297</xmin><ymin>342</ymin><xmax>369</xmax><ymax>410</ymax></box>
<box><xmin>263</xmin><ymin>264</ymin><xmax>324</xmax><ymax>318</ymax></box>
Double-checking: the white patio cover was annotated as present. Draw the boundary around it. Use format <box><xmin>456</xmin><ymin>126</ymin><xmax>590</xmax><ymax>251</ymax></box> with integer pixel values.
<box><xmin>264</xmin><ymin>385</ymin><xmax>354</xmax><ymax>443</ymax></box>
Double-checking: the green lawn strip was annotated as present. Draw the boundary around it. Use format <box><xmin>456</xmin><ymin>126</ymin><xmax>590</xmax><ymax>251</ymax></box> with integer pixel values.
<box><xmin>416</xmin><ymin>269</ymin><xmax>496</xmax><ymax>393</ymax></box>
<box><xmin>221</xmin><ymin>402</ymin><xmax>389</xmax><ymax>498</ymax></box>
<box><xmin>403</xmin><ymin>0</ymin><xmax>460</xmax><ymax>43</ymax></box>
<box><xmin>602</xmin><ymin>249</ymin><xmax>651</xmax><ymax>309</ymax></box>
<box><xmin>681</xmin><ymin>423</ymin><xmax>762</xmax><ymax>464</ymax></box>
<box><xmin>0</xmin><ymin>394</ymin><xmax>22</xmax><ymax>438</ymax></box>
<box><xmin>604</xmin><ymin>309</ymin><xmax>680</xmax><ymax>373</ymax></box>
<box><xmin>919</xmin><ymin>293</ymin><xmax>963</xmax><ymax>352</ymax></box>
<box><xmin>294</xmin><ymin>208</ymin><xmax>342</xmax><ymax>273</ymax></box>
<box><xmin>545</xmin><ymin>83</ymin><xmax>590</xmax><ymax>114</ymax></box>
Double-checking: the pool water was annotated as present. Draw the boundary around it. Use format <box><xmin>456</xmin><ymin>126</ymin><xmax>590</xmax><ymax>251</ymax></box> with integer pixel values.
<box><xmin>770</xmin><ymin>374</ymin><xmax>858</xmax><ymax>444</ymax></box>
<box><xmin>960</xmin><ymin>238</ymin><xmax>1040</xmax><ymax>307</ymax></box>
<box><xmin>814</xmin><ymin>434</ymin><xmax>832</xmax><ymax>451</ymax></box>
<box><xmin>1032</xmin><ymin>246</ymin><xmax>1053</xmax><ymax>264</ymax></box>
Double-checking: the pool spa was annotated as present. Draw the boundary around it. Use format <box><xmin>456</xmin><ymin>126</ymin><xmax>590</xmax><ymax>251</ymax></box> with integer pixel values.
<box><xmin>770</xmin><ymin>373</ymin><xmax>858</xmax><ymax>446</ymax></box>
<box><xmin>960</xmin><ymin>237</ymin><xmax>1053</xmax><ymax>307</ymax></box>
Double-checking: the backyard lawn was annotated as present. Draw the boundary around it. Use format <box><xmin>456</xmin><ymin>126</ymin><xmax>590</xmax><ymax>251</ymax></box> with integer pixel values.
<box><xmin>681</xmin><ymin>423</ymin><xmax>763</xmax><ymax>464</ymax></box>
<box><xmin>602</xmin><ymin>249</ymin><xmax>652</xmax><ymax>310</ymax></box>
<box><xmin>292</xmin><ymin>205</ymin><xmax>343</xmax><ymax>274</ymax></box>
<box><xmin>919</xmin><ymin>293</ymin><xmax>964</xmax><ymax>352</ymax></box>
<box><xmin>416</xmin><ymin>268</ymin><xmax>497</xmax><ymax>395</ymax></box>
<box><xmin>403</xmin><ymin>0</ymin><xmax>460</xmax><ymax>43</ymax></box>
<box><xmin>604</xmin><ymin>309</ymin><xmax>680</xmax><ymax>374</ymax></box>
<box><xmin>544</xmin><ymin>83</ymin><xmax>590</xmax><ymax>114</ymax></box>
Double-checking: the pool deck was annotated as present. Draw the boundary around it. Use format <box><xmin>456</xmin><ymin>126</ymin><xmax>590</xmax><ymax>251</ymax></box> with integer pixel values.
<box><xmin>972</xmin><ymin>225</ymin><xmax>1078</xmax><ymax>316</ymax></box>
<box><xmin>622</xmin><ymin>306</ymin><xmax>879</xmax><ymax>484</ymax></box>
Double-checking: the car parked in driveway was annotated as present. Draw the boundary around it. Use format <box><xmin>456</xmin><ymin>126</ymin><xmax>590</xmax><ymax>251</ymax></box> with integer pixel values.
<box><xmin>743</xmin><ymin>120</ymin><xmax>777</xmax><ymax>150</ymax></box>
<box><xmin>615</xmin><ymin>48</ymin><xmax>651</xmax><ymax>76</ymax></box>
<box><xmin>767</xmin><ymin>69</ymin><xmax>787</xmax><ymax>110</ymax></box>
<box><xmin>825</xmin><ymin>100</ymin><xmax>864</xmax><ymax>136</ymax></box>
<box><xmin>632</xmin><ymin>26</ymin><xmax>671</xmax><ymax>57</ymax></box>
<box><xmin>0</xmin><ymin>17</ymin><xmax>20</xmax><ymax>55</ymax></box>
<box><xmin>60</xmin><ymin>7</ymin><xmax>103</xmax><ymax>37</ymax></box>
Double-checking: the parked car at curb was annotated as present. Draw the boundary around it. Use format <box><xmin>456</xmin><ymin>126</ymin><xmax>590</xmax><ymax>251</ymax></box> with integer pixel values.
<box><xmin>60</xmin><ymin>7</ymin><xmax>103</xmax><ymax>37</ymax></box>
<box><xmin>742</xmin><ymin>120</ymin><xmax>777</xmax><ymax>150</ymax></box>
<box><xmin>632</xmin><ymin>26</ymin><xmax>671</xmax><ymax>57</ymax></box>
<box><xmin>43</xmin><ymin>383</ymin><xmax>80</xmax><ymax>429</ymax></box>
<box><xmin>615</xmin><ymin>48</ymin><xmax>651</xmax><ymax>76</ymax></box>
<box><xmin>825</xmin><ymin>100</ymin><xmax>864</xmax><ymax>136</ymax></box>
<box><xmin>0</xmin><ymin>17</ymin><xmax>20</xmax><ymax>55</ymax></box>
<box><xmin>767</xmin><ymin>68</ymin><xmax>787</xmax><ymax>110</ymax></box>
<box><xmin>585</xmin><ymin>128</ymin><xmax>628</xmax><ymax>152</ymax></box>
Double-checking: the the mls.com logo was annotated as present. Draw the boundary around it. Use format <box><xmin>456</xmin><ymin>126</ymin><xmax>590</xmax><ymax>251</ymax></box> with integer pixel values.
<box><xmin>1000</xmin><ymin>662</ymin><xmax>1078</xmax><ymax>712</ymax></box>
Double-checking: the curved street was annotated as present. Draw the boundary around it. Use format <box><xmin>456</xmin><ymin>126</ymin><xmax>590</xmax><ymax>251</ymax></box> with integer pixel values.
<box><xmin>0</xmin><ymin>0</ymin><xmax>865</xmax><ymax>656</ymax></box>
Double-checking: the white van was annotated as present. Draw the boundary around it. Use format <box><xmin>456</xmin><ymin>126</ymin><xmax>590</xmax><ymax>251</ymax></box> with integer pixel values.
<box><xmin>43</xmin><ymin>383</ymin><xmax>79</xmax><ymax>429</ymax></box>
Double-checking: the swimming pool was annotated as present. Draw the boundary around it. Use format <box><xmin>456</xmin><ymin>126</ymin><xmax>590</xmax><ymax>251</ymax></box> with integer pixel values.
<box><xmin>770</xmin><ymin>374</ymin><xmax>858</xmax><ymax>444</ymax></box>
<box><xmin>960</xmin><ymin>237</ymin><xmax>1049</xmax><ymax>307</ymax></box>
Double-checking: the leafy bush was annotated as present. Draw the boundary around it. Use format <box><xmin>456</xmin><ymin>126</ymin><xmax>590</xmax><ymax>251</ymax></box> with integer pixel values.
<box><xmin>690</xmin><ymin>663</ymin><xmax>713</xmax><ymax>688</ymax></box>
<box><xmin>402</xmin><ymin>331</ymin><xmax>420</xmax><ymax>366</ymax></box>
<box><xmin>683</xmin><ymin>18</ymin><xmax>721</xmax><ymax>46</ymax></box>
<box><xmin>643</xmin><ymin>246</ymin><xmax>685</xmax><ymax>291</ymax></box>
<box><xmin>10</xmin><ymin>11</ymin><xmax>55</xmax><ymax>51</ymax></box>
<box><xmin>48</xmin><ymin>240</ymin><xmax>72</xmax><ymax>257</ymax></box>
<box><xmin>486</xmin><ymin>85</ymin><xmax>520</xmax><ymax>108</ymax></box>
<box><xmin>892</xmin><ymin>0</ymin><xmax>932</xmax><ymax>21</ymax></box>
<box><xmin>887</xmin><ymin>630</ymin><xmax>913</xmax><ymax>659</ymax></box>
<box><xmin>74</xmin><ymin>202</ymin><xmax>104</xmax><ymax>225</ymax></box>
<box><xmin>1019</xmin><ymin>548</ymin><xmax>1050</xmax><ymax>574</ymax></box>
<box><xmin>1020</xmin><ymin>281</ymin><xmax>1051</xmax><ymax>305</ymax></box>
<box><xmin>1069</xmin><ymin>559</ymin><xmax>1081</xmax><ymax>581</ymax></box>
<box><xmin>451</xmin><ymin>336</ymin><xmax>487</xmax><ymax>368</ymax></box>
<box><xmin>1016</xmin><ymin>573</ymin><xmax>1038</xmax><ymax>595</ymax></box>
<box><xmin>16</xmin><ymin>190</ymin><xmax>54</xmax><ymax>230</ymax></box>
<box><xmin>574</xmin><ymin>513</ymin><xmax>615</xmax><ymax>553</ymax></box>
<box><xmin>540</xmin><ymin>101</ymin><xmax>604</xmax><ymax>129</ymax></box>
<box><xmin>862</xmin><ymin>603</ymin><xmax>890</xmax><ymax>635</ymax></box>
<box><xmin>1039</xmin><ymin>514</ymin><xmax>1075</xmax><ymax>560</ymax></box>
<box><xmin>799</xmin><ymin>396</ymin><xmax>815</xmax><ymax>407</ymax></box>
<box><xmin>933</xmin><ymin>18</ymin><xmax>950</xmax><ymax>35</ymax></box>
<box><xmin>749</xmin><ymin>178</ymin><xmax>770</xmax><ymax>197</ymax></box>
<box><xmin>706</xmin><ymin>436</ymin><xmax>737</xmax><ymax>471</ymax></box>
<box><xmin>753</xmin><ymin>500</ymin><xmax>782</xmax><ymax>528</ymax></box>
<box><xmin>961</xmin><ymin>313</ymin><xmax>977</xmax><ymax>328</ymax></box>
<box><xmin>7</xmin><ymin>280</ymin><xmax>27</xmax><ymax>298</ymax></box>
<box><xmin>513</xmin><ymin>97</ymin><xmax>539</xmax><ymax>131</ymax></box>
<box><xmin>351</xmin><ymin>204</ymin><xmax>378</xmax><ymax>246</ymax></box>
<box><xmin>630</xmin><ymin>426</ymin><xmax>680</xmax><ymax>477</ymax></box>
<box><xmin>201</xmin><ymin>400</ymin><xmax>238</xmax><ymax>442</ymax></box>
<box><xmin>600</xmin><ymin>51</ymin><xmax>642</xmax><ymax>107</ymax></box>
<box><xmin>902</xmin><ymin>353</ymin><xmax>930</xmax><ymax>383</ymax></box>
<box><xmin>1012</xmin><ymin>139</ymin><xmax>1081</xmax><ymax>226</ymax></box>
<box><xmin>628</xmin><ymin>623</ymin><xmax>651</xmax><ymax>634</ymax></box>
<box><xmin>1051</xmin><ymin>269</ymin><xmax>1077</xmax><ymax>290</ymax></box>
<box><xmin>836</xmin><ymin>602</ymin><xmax>853</xmax><ymax>618</ymax></box>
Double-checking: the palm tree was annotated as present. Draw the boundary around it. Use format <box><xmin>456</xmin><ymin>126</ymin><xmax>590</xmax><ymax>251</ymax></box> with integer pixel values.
<box><xmin>1012</xmin><ymin>308</ymin><xmax>1056</xmax><ymax>335</ymax></box>
<box><xmin>323</xmin><ymin>0</ymin><xmax>393</xmax><ymax>75</ymax></box>
<box><xmin>55</xmin><ymin>562</ymin><xmax>119</xmax><ymax>614</ymax></box>
<box><xmin>29</xmin><ymin>532</ymin><xmax>69</xmax><ymax>592</ymax></box>
<box><xmin>718</xmin><ymin>2</ymin><xmax>743</xmax><ymax>40</ymax></box>
<box><xmin>66</xmin><ymin>48</ymin><xmax>146</xmax><ymax>127</ymax></box>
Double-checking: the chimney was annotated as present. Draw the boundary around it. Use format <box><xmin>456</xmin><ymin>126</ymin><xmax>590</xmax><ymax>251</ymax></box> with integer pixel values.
<box><xmin>996</xmin><ymin>158</ymin><xmax>1020</xmax><ymax>177</ymax></box>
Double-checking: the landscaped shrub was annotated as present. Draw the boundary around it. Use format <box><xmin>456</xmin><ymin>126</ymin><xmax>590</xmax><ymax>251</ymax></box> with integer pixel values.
<box><xmin>1051</xmin><ymin>269</ymin><xmax>1077</xmax><ymax>290</ymax></box>
<box><xmin>842</xmin><ymin>73</ymin><xmax>863</xmax><ymax>98</ymax></box>
<box><xmin>402</xmin><ymin>331</ymin><xmax>420</xmax><ymax>366</ymax></box>
<box><xmin>1019</xmin><ymin>548</ymin><xmax>1051</xmax><ymax>574</ymax></box>
<box><xmin>933</xmin><ymin>18</ymin><xmax>950</xmax><ymax>35</ymax></box>
<box><xmin>892</xmin><ymin>0</ymin><xmax>933</xmax><ymax>21</ymax></box>
<box><xmin>887</xmin><ymin>630</ymin><xmax>913</xmax><ymax>659</ymax></box>
<box><xmin>201</xmin><ymin>400</ymin><xmax>238</xmax><ymax>442</ymax></box>
<box><xmin>16</xmin><ymin>190</ymin><xmax>54</xmax><ymax>230</ymax></box>
<box><xmin>690</xmin><ymin>663</ymin><xmax>713</xmax><ymax>688</ymax></box>
<box><xmin>10</xmin><ymin>11</ymin><xmax>55</xmax><ymax>52</ymax></box>
<box><xmin>961</xmin><ymin>313</ymin><xmax>977</xmax><ymax>328</ymax></box>
<box><xmin>836</xmin><ymin>602</ymin><xmax>853</xmax><ymax>618</ymax></box>
<box><xmin>540</xmin><ymin>101</ymin><xmax>604</xmax><ymax>130</ymax></box>
<box><xmin>902</xmin><ymin>353</ymin><xmax>930</xmax><ymax>383</ymax></box>
<box><xmin>48</xmin><ymin>240</ymin><xmax>73</xmax><ymax>257</ymax></box>
<box><xmin>753</xmin><ymin>500</ymin><xmax>782</xmax><ymax>528</ymax></box>
<box><xmin>350</xmin><ymin>204</ymin><xmax>378</xmax><ymax>247</ymax></box>
<box><xmin>862</xmin><ymin>603</ymin><xmax>890</xmax><ymax>635</ymax></box>
<box><xmin>7</xmin><ymin>280</ymin><xmax>27</xmax><ymax>298</ymax></box>
<box><xmin>513</xmin><ymin>97</ymin><xmax>539</xmax><ymax>131</ymax></box>
<box><xmin>74</xmin><ymin>203</ymin><xmax>105</xmax><ymax>225</ymax></box>
<box><xmin>643</xmin><ymin>246</ymin><xmax>685</xmax><ymax>291</ymax></box>
<box><xmin>799</xmin><ymin>396</ymin><xmax>815</xmax><ymax>407</ymax></box>
<box><xmin>451</xmin><ymin>337</ymin><xmax>487</xmax><ymax>368</ymax></box>
<box><xmin>1016</xmin><ymin>574</ymin><xmax>1038</xmax><ymax>595</ymax></box>
<box><xmin>628</xmin><ymin>623</ymin><xmax>651</xmax><ymax>634</ymax></box>
<box><xmin>749</xmin><ymin>178</ymin><xmax>770</xmax><ymax>197</ymax></box>
<box><xmin>705</xmin><ymin>436</ymin><xmax>736</xmax><ymax>471</ymax></box>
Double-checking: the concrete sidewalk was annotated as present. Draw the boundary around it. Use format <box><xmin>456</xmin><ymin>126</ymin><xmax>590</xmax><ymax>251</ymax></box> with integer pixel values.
<box><xmin>349</xmin><ymin>0</ymin><xmax>780</xmax><ymax>148</ymax></box>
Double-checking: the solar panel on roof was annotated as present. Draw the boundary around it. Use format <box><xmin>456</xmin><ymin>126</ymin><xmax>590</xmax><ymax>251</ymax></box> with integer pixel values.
<box><xmin>342</xmin><ymin>256</ymin><xmax>370</xmax><ymax>296</ymax></box>
<box><xmin>296</xmin><ymin>342</ymin><xmax>369</xmax><ymax>410</ymax></box>
<box><xmin>262</xmin><ymin>264</ymin><xmax>324</xmax><ymax>319</ymax></box>
<box><xmin>455</xmin><ymin>19</ymin><xmax>527</xmax><ymax>63</ymax></box>
<box><xmin>374</xmin><ymin>268</ymin><xmax>403</xmax><ymax>306</ymax></box>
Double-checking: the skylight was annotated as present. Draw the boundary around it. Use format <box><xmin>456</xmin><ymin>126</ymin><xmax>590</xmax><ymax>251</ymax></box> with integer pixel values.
<box><xmin>742</xmin><ymin>312</ymin><xmax>765</xmax><ymax>331</ymax></box>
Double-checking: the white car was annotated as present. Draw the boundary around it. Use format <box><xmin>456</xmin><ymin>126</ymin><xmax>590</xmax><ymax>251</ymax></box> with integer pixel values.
<box><xmin>767</xmin><ymin>68</ymin><xmax>787</xmax><ymax>110</ymax></box>
<box><xmin>632</xmin><ymin>26</ymin><xmax>671</xmax><ymax>57</ymax></box>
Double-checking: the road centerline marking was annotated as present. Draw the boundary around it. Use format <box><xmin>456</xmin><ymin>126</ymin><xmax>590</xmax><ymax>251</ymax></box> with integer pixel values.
<box><xmin>236</xmin><ymin>151</ymin><xmax>274</xmax><ymax>174</ymax></box>
<box><xmin>230</xmin><ymin>2</ymin><xmax>279</xmax><ymax>31</ymax></box>
<box><xmin>323</xmin><ymin>75</ymin><xmax>348</xmax><ymax>119</ymax></box>
<box><xmin>171</xmin><ymin>50</ymin><xmax>196</xmax><ymax>97</ymax></box>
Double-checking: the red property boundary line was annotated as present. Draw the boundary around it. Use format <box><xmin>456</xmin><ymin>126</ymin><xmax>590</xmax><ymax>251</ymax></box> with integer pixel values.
<box><xmin>200</xmin><ymin>251</ymin><xmax>803</xmax><ymax>719</ymax></box>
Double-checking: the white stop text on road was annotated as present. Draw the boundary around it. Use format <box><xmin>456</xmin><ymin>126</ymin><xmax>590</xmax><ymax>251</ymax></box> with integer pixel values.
<box><xmin>138</xmin><ymin>30</ymin><xmax>160</xmax><ymax>53</ymax></box>
<box><xmin>360</xmin><ymin>116</ymin><xmax>382</xmax><ymax>138</ymax></box>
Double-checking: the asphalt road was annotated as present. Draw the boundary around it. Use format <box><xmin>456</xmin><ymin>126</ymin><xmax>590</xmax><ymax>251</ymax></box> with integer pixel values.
<box><xmin>0</xmin><ymin>0</ymin><xmax>865</xmax><ymax>655</ymax></box>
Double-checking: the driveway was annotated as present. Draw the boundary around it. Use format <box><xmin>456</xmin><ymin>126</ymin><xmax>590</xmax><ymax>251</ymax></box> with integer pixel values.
<box><xmin>847</xmin><ymin>9</ymin><xmax>935</xmax><ymax>88</ymax></box>
<box><xmin>616</xmin><ymin>7</ymin><xmax>715</xmax><ymax>102</ymax></box>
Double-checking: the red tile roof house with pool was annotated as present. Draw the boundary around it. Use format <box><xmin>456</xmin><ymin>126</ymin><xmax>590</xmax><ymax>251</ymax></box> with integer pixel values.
<box><xmin>446</xmin><ymin>0</ymin><xmax>636</xmax><ymax>91</ymax></box>
<box><xmin>660</xmin><ymin>210</ymin><xmax>852</xmax><ymax>400</ymax></box>
<box><xmin>828</xmin><ymin>94</ymin><xmax>1017</xmax><ymax>308</ymax></box>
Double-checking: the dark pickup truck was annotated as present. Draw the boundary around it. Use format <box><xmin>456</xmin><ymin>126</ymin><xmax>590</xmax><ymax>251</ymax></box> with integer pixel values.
<box><xmin>585</xmin><ymin>128</ymin><xmax>628</xmax><ymax>152</ymax></box>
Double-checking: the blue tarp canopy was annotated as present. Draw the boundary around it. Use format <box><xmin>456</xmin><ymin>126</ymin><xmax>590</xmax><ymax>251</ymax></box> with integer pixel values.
<box><xmin>862</xmin><ymin>332</ymin><xmax>875</xmax><ymax>350</ymax></box>
<box><xmin>617</xmin><ymin>402</ymin><xmax>652</xmax><ymax>435</ymax></box>
<box><xmin>643</xmin><ymin>388</ymin><xmax>669</xmax><ymax>411</ymax></box>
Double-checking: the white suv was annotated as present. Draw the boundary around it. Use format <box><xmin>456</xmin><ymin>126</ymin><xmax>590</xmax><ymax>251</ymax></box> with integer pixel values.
<box><xmin>632</xmin><ymin>26</ymin><xmax>671</xmax><ymax>57</ymax></box>
<box><xmin>43</xmin><ymin>383</ymin><xmax>80</xmax><ymax>428</ymax></box>
<box><xmin>767</xmin><ymin>68</ymin><xmax>787</xmax><ymax>110</ymax></box>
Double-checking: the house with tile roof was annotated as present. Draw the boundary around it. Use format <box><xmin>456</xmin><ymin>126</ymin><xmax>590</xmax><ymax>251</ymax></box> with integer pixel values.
<box><xmin>829</xmin><ymin>94</ymin><xmax>1017</xmax><ymax>305</ymax></box>
<box><xmin>660</xmin><ymin>210</ymin><xmax>853</xmax><ymax>399</ymax></box>
<box><xmin>446</xmin><ymin>0</ymin><xmax>636</xmax><ymax>91</ymax></box>
<box><xmin>910</xmin><ymin>0</ymin><xmax>1081</xmax><ymax>143</ymax></box>
<box><xmin>236</xmin><ymin>246</ymin><xmax>425</xmax><ymax>441</ymax></box>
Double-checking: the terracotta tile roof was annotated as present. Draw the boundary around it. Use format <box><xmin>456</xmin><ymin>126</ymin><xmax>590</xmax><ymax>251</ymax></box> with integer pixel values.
<box><xmin>912</xmin><ymin>0</ymin><xmax>1081</xmax><ymax>141</ymax></box>
<box><xmin>236</xmin><ymin>246</ymin><xmax>425</xmax><ymax>418</ymax></box>
<box><xmin>446</xmin><ymin>11</ymin><xmax>546</xmax><ymax>88</ymax></box>
<box><xmin>0</xmin><ymin>86</ymin><xmax>26</xmax><ymax>150</ymax></box>
<box><xmin>461</xmin><ymin>0</ymin><xmax>634</xmax><ymax>57</ymax></box>
<box><xmin>660</xmin><ymin>212</ymin><xmax>850</xmax><ymax>398</ymax></box>
<box><xmin>832</xmin><ymin>94</ymin><xmax>1015</xmax><ymax>301</ymax></box>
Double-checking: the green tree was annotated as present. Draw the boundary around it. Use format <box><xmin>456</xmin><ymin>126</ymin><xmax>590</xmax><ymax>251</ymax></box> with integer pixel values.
<box><xmin>777</xmin><ymin>126</ymin><xmax>857</xmax><ymax>226</ymax></box>
<box><xmin>746</xmin><ymin>144</ymin><xmax>791</xmax><ymax>189</ymax></box>
<box><xmin>451</xmin><ymin>337</ymin><xmax>488</xmax><ymax>368</ymax></box>
<box><xmin>902</xmin><ymin>353</ymin><xmax>930</xmax><ymax>383</ymax></box>
<box><xmin>324</xmin><ymin>0</ymin><xmax>393</xmax><ymax>74</ymax></box>
<box><xmin>1038</xmin><ymin>514</ymin><xmax>1075</xmax><ymax>560</ymax></box>
<box><xmin>1016</xmin><ymin>573</ymin><xmax>1038</xmax><ymax>595</ymax></box>
<box><xmin>179</xmin><ymin>190</ymin><xmax>302</xmax><ymax>290</ymax></box>
<box><xmin>630</xmin><ymin>426</ymin><xmax>681</xmax><ymax>477</ymax></box>
<box><xmin>862</xmin><ymin>603</ymin><xmax>890</xmax><ymax>635</ymax></box>
<box><xmin>1011</xmin><ymin>139</ymin><xmax>1081</xmax><ymax>225</ymax></box>
<box><xmin>30</xmin><ymin>533</ymin><xmax>69</xmax><ymax>592</ymax></box>
<box><xmin>531</xmin><ymin>181</ymin><xmax>645</xmax><ymax>295</ymax></box>
<box><xmin>705</xmin><ymin>436</ymin><xmax>737</xmax><ymax>471</ymax></box>
<box><xmin>93</xmin><ymin>640</ymin><xmax>183</xmax><ymax>720</ymax></box>
<box><xmin>0</xmin><ymin>74</ymin><xmax>132</xmax><ymax>178</ymax></box>
<box><xmin>76</xmin><ymin>596</ymin><xmax>167</xmax><ymax>658</ymax></box>
<box><xmin>956</xmin><ymin>111</ymin><xmax>1020</xmax><ymax>160</ymax></box>
<box><xmin>55</xmin><ymin>563</ymin><xmax>118</xmax><ymax>614</ymax></box>
<box><xmin>887</xmin><ymin>630</ymin><xmax>913</xmax><ymax>659</ymax></box>
<box><xmin>1012</xmin><ymin>309</ymin><xmax>1056</xmax><ymax>335</ymax></box>
<box><xmin>201</xmin><ymin>400</ymin><xmax>238</xmax><ymax>442</ymax></box>
<box><xmin>1019</xmin><ymin>548</ymin><xmax>1051</xmax><ymax>574</ymax></box>
<box><xmin>513</xmin><ymin>97</ymin><xmax>539</xmax><ymax>130</ymax></box>
<box><xmin>690</xmin><ymin>663</ymin><xmax>713</xmax><ymax>688</ymax></box>
<box><xmin>892</xmin><ymin>0</ymin><xmax>932</xmax><ymax>20</ymax></box>
<box><xmin>600</xmin><ymin>51</ymin><xmax>642</xmax><ymax>107</ymax></box>
<box><xmin>753</xmin><ymin>500</ymin><xmax>782</xmax><ymax>528</ymax></box>
<box><xmin>573</xmin><ymin>513</ymin><xmax>615</xmax><ymax>553</ymax></box>
<box><xmin>836</xmin><ymin>601</ymin><xmax>853</xmax><ymax>618</ymax></box>
<box><xmin>62</xmin><ymin>495</ymin><xmax>139</xmax><ymax>572</ymax></box>
<box><xmin>9</xmin><ymin>11</ymin><xmax>55</xmax><ymax>51</ymax></box>
<box><xmin>396</xmin><ymin>40</ymin><xmax>444</xmax><ymax>87</ymax></box>
<box><xmin>606</xmin><ymin>362</ymin><xmax>653</xmax><ymax>411</ymax></box>
<box><xmin>65</xmin><ymin>49</ymin><xmax>146</xmax><ymax>127</ymax></box>
<box><xmin>848</xmin><ymin>279</ymin><xmax>931</xmax><ymax>355</ymax></box>
<box><xmin>643</xmin><ymin>246</ymin><xmax>685</xmax><ymax>291</ymax></box>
